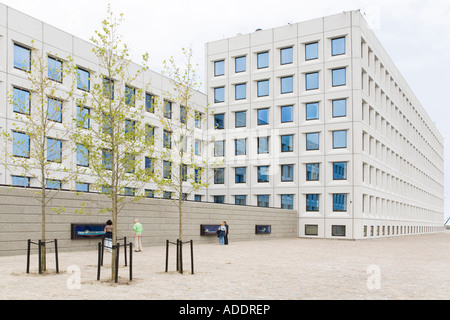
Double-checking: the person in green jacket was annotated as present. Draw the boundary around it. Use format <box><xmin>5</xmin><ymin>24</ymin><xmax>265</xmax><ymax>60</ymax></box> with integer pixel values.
<box><xmin>133</xmin><ymin>219</ymin><xmax>144</xmax><ymax>252</ymax></box>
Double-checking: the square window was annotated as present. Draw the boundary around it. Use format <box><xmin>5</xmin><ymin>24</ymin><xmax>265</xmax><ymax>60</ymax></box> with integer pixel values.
<box><xmin>146</xmin><ymin>93</ymin><xmax>156</xmax><ymax>113</ymax></box>
<box><xmin>333</xmin><ymin>130</ymin><xmax>347</xmax><ymax>149</ymax></box>
<box><xmin>332</xmin><ymin>68</ymin><xmax>346</xmax><ymax>87</ymax></box>
<box><xmin>77</xmin><ymin>106</ymin><xmax>90</xmax><ymax>129</ymax></box>
<box><xmin>281</xmin><ymin>76</ymin><xmax>293</xmax><ymax>94</ymax></box>
<box><xmin>77</xmin><ymin>68</ymin><xmax>90</xmax><ymax>91</ymax></box>
<box><xmin>214</xmin><ymin>168</ymin><xmax>225</xmax><ymax>184</ymax></box>
<box><xmin>214</xmin><ymin>60</ymin><xmax>225</xmax><ymax>76</ymax></box>
<box><xmin>76</xmin><ymin>182</ymin><xmax>89</xmax><ymax>193</ymax></box>
<box><xmin>280</xmin><ymin>47</ymin><xmax>293</xmax><ymax>65</ymax></box>
<box><xmin>102</xmin><ymin>150</ymin><xmax>112</xmax><ymax>170</ymax></box>
<box><xmin>305</xmin><ymin>42</ymin><xmax>318</xmax><ymax>60</ymax></box>
<box><xmin>281</xmin><ymin>194</ymin><xmax>294</xmax><ymax>210</ymax></box>
<box><xmin>163</xmin><ymin>191</ymin><xmax>172</xmax><ymax>200</ymax></box>
<box><xmin>257</xmin><ymin>136</ymin><xmax>269</xmax><ymax>154</ymax></box>
<box><xmin>195</xmin><ymin>112</ymin><xmax>202</xmax><ymax>129</ymax></box>
<box><xmin>195</xmin><ymin>140</ymin><xmax>202</xmax><ymax>156</ymax></box>
<box><xmin>235</xmin><ymin>139</ymin><xmax>246</xmax><ymax>155</ymax></box>
<box><xmin>333</xmin><ymin>194</ymin><xmax>347</xmax><ymax>212</ymax></box>
<box><xmin>306</xmin><ymin>72</ymin><xmax>319</xmax><ymax>90</ymax></box>
<box><xmin>124</xmin><ymin>188</ymin><xmax>135</xmax><ymax>197</ymax></box>
<box><xmin>281</xmin><ymin>105</ymin><xmax>293</xmax><ymax>123</ymax></box>
<box><xmin>333</xmin><ymin>162</ymin><xmax>347</xmax><ymax>180</ymax></box>
<box><xmin>306</xmin><ymin>163</ymin><xmax>320</xmax><ymax>181</ymax></box>
<box><xmin>164</xmin><ymin>100</ymin><xmax>172</xmax><ymax>119</ymax></box>
<box><xmin>235</xmin><ymin>83</ymin><xmax>246</xmax><ymax>100</ymax></box>
<box><xmin>332</xmin><ymin>225</ymin><xmax>346</xmax><ymax>237</ymax></box>
<box><xmin>306</xmin><ymin>102</ymin><xmax>319</xmax><ymax>120</ymax></box>
<box><xmin>281</xmin><ymin>135</ymin><xmax>294</xmax><ymax>152</ymax></box>
<box><xmin>47</xmin><ymin>138</ymin><xmax>62</xmax><ymax>163</ymax></box>
<box><xmin>194</xmin><ymin>195</ymin><xmax>202</xmax><ymax>202</ymax></box>
<box><xmin>305</xmin><ymin>224</ymin><xmax>319</xmax><ymax>236</ymax></box>
<box><xmin>48</xmin><ymin>57</ymin><xmax>63</xmax><ymax>83</ymax></box>
<box><xmin>103</xmin><ymin>78</ymin><xmax>114</xmax><ymax>100</ymax></box>
<box><xmin>257</xmin><ymin>108</ymin><xmax>269</xmax><ymax>125</ymax></box>
<box><xmin>257</xmin><ymin>195</ymin><xmax>270</xmax><ymax>207</ymax></box>
<box><xmin>214</xmin><ymin>114</ymin><xmax>225</xmax><ymax>130</ymax></box>
<box><xmin>13</xmin><ymin>88</ymin><xmax>30</xmax><ymax>115</ymax></box>
<box><xmin>125</xmin><ymin>85</ymin><xmax>135</xmax><ymax>106</ymax></box>
<box><xmin>257</xmin><ymin>80</ymin><xmax>269</xmax><ymax>97</ymax></box>
<box><xmin>332</xmin><ymin>99</ymin><xmax>347</xmax><ymax>117</ymax></box>
<box><xmin>12</xmin><ymin>176</ymin><xmax>30</xmax><ymax>188</ymax></box>
<box><xmin>235</xmin><ymin>167</ymin><xmax>247</xmax><ymax>183</ymax></box>
<box><xmin>46</xmin><ymin>179</ymin><xmax>62</xmax><ymax>190</ymax></box>
<box><xmin>214</xmin><ymin>87</ymin><xmax>225</xmax><ymax>103</ymax></box>
<box><xmin>47</xmin><ymin>98</ymin><xmax>62</xmax><ymax>123</ymax></box>
<box><xmin>235</xmin><ymin>195</ymin><xmax>247</xmax><ymax>206</ymax></box>
<box><xmin>76</xmin><ymin>144</ymin><xmax>89</xmax><ymax>167</ymax></box>
<box><xmin>281</xmin><ymin>164</ymin><xmax>294</xmax><ymax>182</ymax></box>
<box><xmin>214</xmin><ymin>195</ymin><xmax>225</xmax><ymax>204</ymax></box>
<box><xmin>306</xmin><ymin>194</ymin><xmax>319</xmax><ymax>211</ymax></box>
<box><xmin>163</xmin><ymin>161</ymin><xmax>172</xmax><ymax>179</ymax></box>
<box><xmin>235</xmin><ymin>111</ymin><xmax>247</xmax><ymax>128</ymax></box>
<box><xmin>13</xmin><ymin>131</ymin><xmax>30</xmax><ymax>158</ymax></box>
<box><xmin>163</xmin><ymin>130</ymin><xmax>172</xmax><ymax>149</ymax></box>
<box><xmin>235</xmin><ymin>56</ymin><xmax>246</xmax><ymax>73</ymax></box>
<box><xmin>306</xmin><ymin>133</ymin><xmax>320</xmax><ymax>150</ymax></box>
<box><xmin>214</xmin><ymin>140</ymin><xmax>225</xmax><ymax>157</ymax></box>
<box><xmin>257</xmin><ymin>166</ymin><xmax>269</xmax><ymax>183</ymax></box>
<box><xmin>332</xmin><ymin>37</ymin><xmax>346</xmax><ymax>56</ymax></box>
<box><xmin>14</xmin><ymin>44</ymin><xmax>31</xmax><ymax>72</ymax></box>
<box><xmin>257</xmin><ymin>52</ymin><xmax>269</xmax><ymax>69</ymax></box>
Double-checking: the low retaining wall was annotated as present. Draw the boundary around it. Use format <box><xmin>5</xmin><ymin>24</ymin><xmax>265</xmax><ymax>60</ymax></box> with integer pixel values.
<box><xmin>0</xmin><ymin>186</ymin><xmax>298</xmax><ymax>256</ymax></box>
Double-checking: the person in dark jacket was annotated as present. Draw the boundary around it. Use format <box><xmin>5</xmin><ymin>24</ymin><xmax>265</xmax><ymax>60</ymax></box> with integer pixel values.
<box><xmin>224</xmin><ymin>221</ymin><xmax>229</xmax><ymax>245</ymax></box>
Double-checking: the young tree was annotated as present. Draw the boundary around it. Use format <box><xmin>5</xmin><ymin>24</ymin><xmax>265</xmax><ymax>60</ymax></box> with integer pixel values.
<box><xmin>0</xmin><ymin>41</ymin><xmax>76</xmax><ymax>272</ymax></box>
<box><xmin>155</xmin><ymin>48</ymin><xmax>222</xmax><ymax>245</ymax></box>
<box><xmin>71</xmin><ymin>6</ymin><xmax>154</xmax><ymax>281</ymax></box>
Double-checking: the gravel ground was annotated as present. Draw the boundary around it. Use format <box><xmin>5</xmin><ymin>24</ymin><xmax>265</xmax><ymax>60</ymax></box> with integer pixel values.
<box><xmin>1</xmin><ymin>231</ymin><xmax>449</xmax><ymax>300</ymax></box>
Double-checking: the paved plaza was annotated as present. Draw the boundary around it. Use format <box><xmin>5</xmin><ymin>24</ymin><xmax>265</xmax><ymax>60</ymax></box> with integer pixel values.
<box><xmin>1</xmin><ymin>231</ymin><xmax>449</xmax><ymax>300</ymax></box>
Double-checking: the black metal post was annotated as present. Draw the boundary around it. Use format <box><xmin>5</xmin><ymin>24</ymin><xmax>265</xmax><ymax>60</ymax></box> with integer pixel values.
<box><xmin>101</xmin><ymin>237</ymin><xmax>105</xmax><ymax>266</ymax></box>
<box><xmin>129</xmin><ymin>242</ymin><xmax>133</xmax><ymax>281</ymax></box>
<box><xmin>97</xmin><ymin>242</ymin><xmax>101</xmax><ymax>281</ymax></box>
<box><xmin>123</xmin><ymin>237</ymin><xmax>128</xmax><ymax>267</ymax></box>
<box><xmin>26</xmin><ymin>239</ymin><xmax>31</xmax><ymax>274</ymax></box>
<box><xmin>38</xmin><ymin>240</ymin><xmax>42</xmax><ymax>275</ymax></box>
<box><xmin>190</xmin><ymin>240</ymin><xmax>194</xmax><ymax>275</ymax></box>
<box><xmin>115</xmin><ymin>244</ymin><xmax>120</xmax><ymax>284</ymax></box>
<box><xmin>165</xmin><ymin>240</ymin><xmax>169</xmax><ymax>273</ymax></box>
<box><xmin>54</xmin><ymin>240</ymin><xmax>59</xmax><ymax>274</ymax></box>
<box><xmin>179</xmin><ymin>240</ymin><xmax>183</xmax><ymax>274</ymax></box>
<box><xmin>176</xmin><ymin>239</ymin><xmax>179</xmax><ymax>272</ymax></box>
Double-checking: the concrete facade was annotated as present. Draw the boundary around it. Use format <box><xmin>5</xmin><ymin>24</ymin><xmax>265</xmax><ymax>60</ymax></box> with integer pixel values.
<box><xmin>0</xmin><ymin>185</ymin><xmax>298</xmax><ymax>256</ymax></box>
<box><xmin>205</xmin><ymin>11</ymin><xmax>444</xmax><ymax>239</ymax></box>
<box><xmin>0</xmin><ymin>5</ymin><xmax>445</xmax><ymax>243</ymax></box>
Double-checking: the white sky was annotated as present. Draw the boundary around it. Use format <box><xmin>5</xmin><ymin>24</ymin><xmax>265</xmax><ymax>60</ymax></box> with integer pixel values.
<box><xmin>1</xmin><ymin>0</ymin><xmax>449</xmax><ymax>220</ymax></box>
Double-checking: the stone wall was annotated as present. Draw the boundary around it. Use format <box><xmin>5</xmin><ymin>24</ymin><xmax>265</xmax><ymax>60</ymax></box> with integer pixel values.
<box><xmin>0</xmin><ymin>186</ymin><xmax>298</xmax><ymax>256</ymax></box>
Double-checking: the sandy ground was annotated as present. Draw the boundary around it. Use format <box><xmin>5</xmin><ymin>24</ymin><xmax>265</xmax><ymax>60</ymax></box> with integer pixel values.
<box><xmin>0</xmin><ymin>231</ymin><xmax>449</xmax><ymax>300</ymax></box>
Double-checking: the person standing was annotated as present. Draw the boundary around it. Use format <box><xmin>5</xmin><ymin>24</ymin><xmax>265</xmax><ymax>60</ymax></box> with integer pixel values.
<box><xmin>104</xmin><ymin>220</ymin><xmax>113</xmax><ymax>252</ymax></box>
<box><xmin>218</xmin><ymin>222</ymin><xmax>227</xmax><ymax>245</ymax></box>
<box><xmin>133</xmin><ymin>219</ymin><xmax>144</xmax><ymax>252</ymax></box>
<box><xmin>224</xmin><ymin>221</ymin><xmax>229</xmax><ymax>245</ymax></box>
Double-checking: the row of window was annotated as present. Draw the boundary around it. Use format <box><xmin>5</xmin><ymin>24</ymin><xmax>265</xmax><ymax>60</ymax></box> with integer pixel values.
<box><xmin>13</xmin><ymin>44</ymin><xmax>205</xmax><ymax>128</ymax></box>
<box><xmin>213</xmin><ymin>36</ymin><xmax>346</xmax><ymax>76</ymax></box>
<box><xmin>213</xmin><ymin>99</ymin><xmax>347</xmax><ymax>130</ymax></box>
<box><xmin>213</xmin><ymin>130</ymin><xmax>348</xmax><ymax>156</ymax></box>
<box><xmin>211</xmin><ymin>193</ymin><xmax>348</xmax><ymax>212</ymax></box>
<box><xmin>213</xmin><ymin>67</ymin><xmax>347</xmax><ymax>103</ymax></box>
<box><xmin>213</xmin><ymin>162</ymin><xmax>347</xmax><ymax>184</ymax></box>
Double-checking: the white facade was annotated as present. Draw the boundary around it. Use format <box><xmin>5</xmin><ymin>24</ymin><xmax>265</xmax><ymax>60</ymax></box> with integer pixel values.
<box><xmin>205</xmin><ymin>11</ymin><xmax>444</xmax><ymax>239</ymax></box>
<box><xmin>0</xmin><ymin>4</ymin><xmax>208</xmax><ymax>200</ymax></box>
<box><xmin>0</xmin><ymin>5</ymin><xmax>444</xmax><ymax>239</ymax></box>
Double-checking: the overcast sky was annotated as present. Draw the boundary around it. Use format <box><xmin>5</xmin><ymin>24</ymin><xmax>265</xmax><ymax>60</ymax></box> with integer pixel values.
<box><xmin>1</xmin><ymin>0</ymin><xmax>449</xmax><ymax>220</ymax></box>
